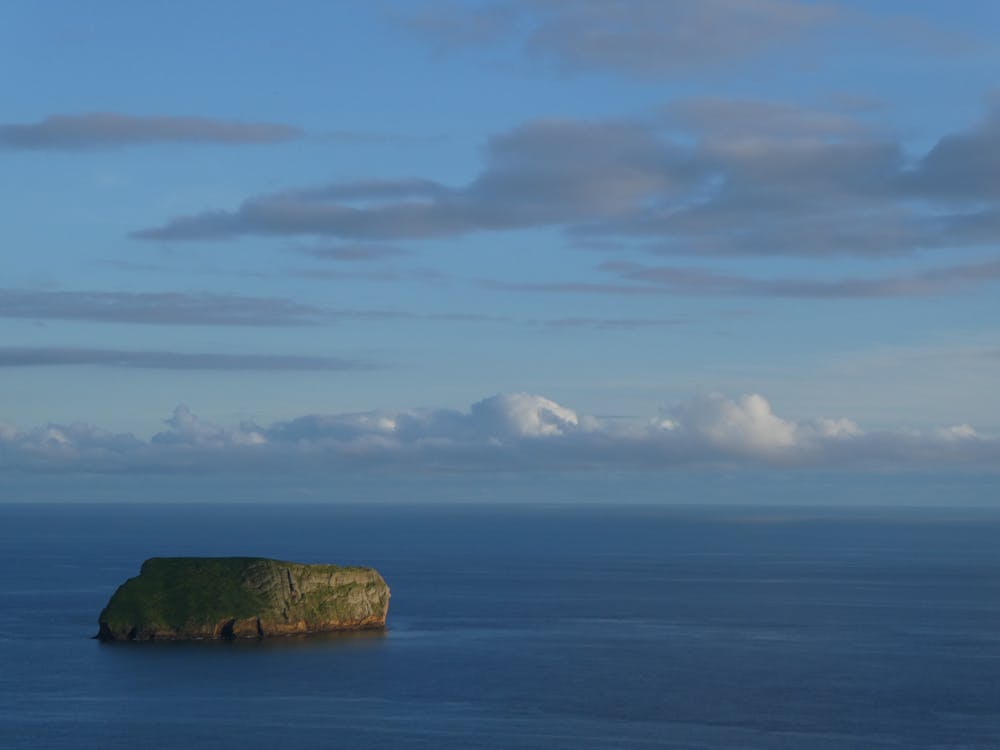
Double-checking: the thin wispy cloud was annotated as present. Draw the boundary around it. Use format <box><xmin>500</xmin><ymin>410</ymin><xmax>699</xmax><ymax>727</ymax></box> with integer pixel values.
<box><xmin>532</xmin><ymin>317</ymin><xmax>688</xmax><ymax>330</ymax></box>
<box><xmin>481</xmin><ymin>257</ymin><xmax>1000</xmax><ymax>299</ymax></box>
<box><xmin>480</xmin><ymin>279</ymin><xmax>667</xmax><ymax>296</ymax></box>
<box><xmin>0</xmin><ymin>113</ymin><xmax>302</xmax><ymax>150</ymax></box>
<box><xmin>402</xmin><ymin>0</ymin><xmax>842</xmax><ymax>77</ymax></box>
<box><xmin>0</xmin><ymin>287</ymin><xmax>688</xmax><ymax>330</ymax></box>
<box><xmin>0</xmin><ymin>347</ymin><xmax>377</xmax><ymax>372</ymax></box>
<box><xmin>0</xmin><ymin>289</ymin><xmax>325</xmax><ymax>327</ymax></box>
<box><xmin>295</xmin><ymin>244</ymin><xmax>410</xmax><ymax>262</ymax></box>
<box><xmin>599</xmin><ymin>258</ymin><xmax>1000</xmax><ymax>298</ymax></box>
<box><xmin>401</xmin><ymin>1</ymin><xmax>970</xmax><ymax>78</ymax></box>
<box><xmin>1</xmin><ymin>392</ymin><xmax>994</xmax><ymax>473</ymax></box>
<box><xmin>286</xmin><ymin>267</ymin><xmax>450</xmax><ymax>285</ymax></box>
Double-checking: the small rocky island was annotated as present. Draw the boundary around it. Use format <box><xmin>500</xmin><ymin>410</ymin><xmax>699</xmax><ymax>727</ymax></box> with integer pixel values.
<box><xmin>97</xmin><ymin>557</ymin><xmax>390</xmax><ymax>641</ymax></box>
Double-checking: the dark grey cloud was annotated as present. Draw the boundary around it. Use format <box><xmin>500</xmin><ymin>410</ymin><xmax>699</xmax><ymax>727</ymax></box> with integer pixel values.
<box><xmin>403</xmin><ymin>0</ymin><xmax>841</xmax><ymax>77</ymax></box>
<box><xmin>133</xmin><ymin>98</ymin><xmax>1000</xmax><ymax>260</ymax></box>
<box><xmin>1</xmin><ymin>392</ymin><xmax>995</xmax><ymax>473</ymax></box>
<box><xmin>665</xmin><ymin>97</ymin><xmax>874</xmax><ymax>142</ymax></box>
<box><xmin>133</xmin><ymin>177</ymin><xmax>462</xmax><ymax>240</ymax></box>
<box><xmin>468</xmin><ymin>118</ymin><xmax>690</xmax><ymax>223</ymax></box>
<box><xmin>903</xmin><ymin>105</ymin><xmax>1000</xmax><ymax>199</ymax></box>
<box><xmin>133</xmin><ymin>117</ymin><xmax>693</xmax><ymax>242</ymax></box>
<box><xmin>587</xmin><ymin>98</ymin><xmax>921</xmax><ymax>257</ymax></box>
<box><xmin>0</xmin><ymin>113</ymin><xmax>302</xmax><ymax>150</ymax></box>
<box><xmin>0</xmin><ymin>289</ymin><xmax>325</xmax><ymax>326</ymax></box>
<box><xmin>945</xmin><ymin>208</ymin><xmax>1000</xmax><ymax>245</ymax></box>
<box><xmin>0</xmin><ymin>347</ymin><xmax>376</xmax><ymax>371</ymax></box>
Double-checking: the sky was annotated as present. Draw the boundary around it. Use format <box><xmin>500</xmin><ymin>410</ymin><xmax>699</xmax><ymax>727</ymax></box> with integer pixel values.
<box><xmin>1</xmin><ymin>1</ymin><xmax>999</xmax><ymax>495</ymax></box>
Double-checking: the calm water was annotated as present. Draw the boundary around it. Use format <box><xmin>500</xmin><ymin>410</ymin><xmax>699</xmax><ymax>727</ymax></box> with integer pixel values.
<box><xmin>1</xmin><ymin>502</ymin><xmax>999</xmax><ymax>748</ymax></box>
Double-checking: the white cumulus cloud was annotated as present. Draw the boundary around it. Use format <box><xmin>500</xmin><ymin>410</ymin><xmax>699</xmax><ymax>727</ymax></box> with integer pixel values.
<box><xmin>0</xmin><ymin>392</ymin><xmax>995</xmax><ymax>473</ymax></box>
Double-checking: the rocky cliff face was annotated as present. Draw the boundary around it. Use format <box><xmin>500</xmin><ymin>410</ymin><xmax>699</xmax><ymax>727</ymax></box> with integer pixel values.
<box><xmin>97</xmin><ymin>557</ymin><xmax>390</xmax><ymax>641</ymax></box>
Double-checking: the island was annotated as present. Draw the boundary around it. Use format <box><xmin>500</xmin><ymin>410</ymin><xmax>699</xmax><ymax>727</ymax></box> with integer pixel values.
<box><xmin>97</xmin><ymin>557</ymin><xmax>390</xmax><ymax>641</ymax></box>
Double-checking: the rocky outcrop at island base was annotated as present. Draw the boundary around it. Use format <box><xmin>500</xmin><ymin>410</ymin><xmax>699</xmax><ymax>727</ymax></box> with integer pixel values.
<box><xmin>97</xmin><ymin>557</ymin><xmax>390</xmax><ymax>641</ymax></box>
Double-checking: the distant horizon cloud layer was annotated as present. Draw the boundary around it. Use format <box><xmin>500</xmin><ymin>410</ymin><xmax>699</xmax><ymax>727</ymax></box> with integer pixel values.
<box><xmin>1</xmin><ymin>392</ymin><xmax>994</xmax><ymax>473</ymax></box>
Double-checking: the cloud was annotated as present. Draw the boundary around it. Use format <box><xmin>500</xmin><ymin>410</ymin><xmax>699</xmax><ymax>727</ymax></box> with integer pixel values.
<box><xmin>588</xmin><ymin>100</ymin><xmax>918</xmax><ymax>257</ymax></box>
<box><xmin>1</xmin><ymin>392</ymin><xmax>995</xmax><ymax>473</ymax></box>
<box><xmin>599</xmin><ymin>258</ymin><xmax>1000</xmax><ymax>298</ymax></box>
<box><xmin>522</xmin><ymin>0</ymin><xmax>840</xmax><ymax>76</ymax></box>
<box><xmin>398</xmin><ymin>0</ymin><xmax>519</xmax><ymax>49</ymax></box>
<box><xmin>0</xmin><ymin>421</ymin><xmax>145</xmax><ymax>468</ymax></box>
<box><xmin>295</xmin><ymin>244</ymin><xmax>409</xmax><ymax>262</ymax></box>
<box><xmin>0</xmin><ymin>286</ymin><xmax>685</xmax><ymax>329</ymax></box>
<box><xmin>0</xmin><ymin>347</ymin><xmax>377</xmax><ymax>371</ymax></box>
<box><xmin>0</xmin><ymin>289</ymin><xmax>326</xmax><ymax>326</ymax></box>
<box><xmin>669</xmin><ymin>393</ymin><xmax>863</xmax><ymax>457</ymax></box>
<box><xmin>903</xmin><ymin>103</ymin><xmax>1000</xmax><ymax>199</ymax></box>
<box><xmin>133</xmin><ymin>98</ymin><xmax>1000</xmax><ymax>260</ymax></box>
<box><xmin>532</xmin><ymin>317</ymin><xmax>687</xmax><ymax>330</ymax></box>
<box><xmin>471</xmin><ymin>392</ymin><xmax>581</xmax><ymax>437</ymax></box>
<box><xmin>666</xmin><ymin>97</ymin><xmax>873</xmax><ymax>143</ymax></box>
<box><xmin>480</xmin><ymin>256</ymin><xmax>1000</xmax><ymax>298</ymax></box>
<box><xmin>403</xmin><ymin>0</ymin><xmax>841</xmax><ymax>77</ymax></box>
<box><xmin>480</xmin><ymin>279</ymin><xmax>666</xmax><ymax>296</ymax></box>
<box><xmin>151</xmin><ymin>406</ymin><xmax>267</xmax><ymax>448</ymax></box>
<box><xmin>133</xmin><ymin>178</ymin><xmax>460</xmax><ymax>241</ymax></box>
<box><xmin>132</xmin><ymin>117</ymin><xmax>691</xmax><ymax>241</ymax></box>
<box><xmin>0</xmin><ymin>113</ymin><xmax>301</xmax><ymax>150</ymax></box>
<box><xmin>402</xmin><ymin>1</ymin><xmax>972</xmax><ymax>78</ymax></box>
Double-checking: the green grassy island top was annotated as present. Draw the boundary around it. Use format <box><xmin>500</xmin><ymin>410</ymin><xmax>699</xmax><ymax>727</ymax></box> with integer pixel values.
<box><xmin>98</xmin><ymin>557</ymin><xmax>390</xmax><ymax>641</ymax></box>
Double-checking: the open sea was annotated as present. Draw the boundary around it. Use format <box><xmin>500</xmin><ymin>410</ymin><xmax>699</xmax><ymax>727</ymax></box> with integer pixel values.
<box><xmin>1</xmin><ymin>502</ymin><xmax>999</xmax><ymax>748</ymax></box>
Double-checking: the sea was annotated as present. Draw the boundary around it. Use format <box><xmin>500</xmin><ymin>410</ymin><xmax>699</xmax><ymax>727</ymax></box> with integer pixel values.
<box><xmin>1</xmin><ymin>501</ymin><xmax>999</xmax><ymax>749</ymax></box>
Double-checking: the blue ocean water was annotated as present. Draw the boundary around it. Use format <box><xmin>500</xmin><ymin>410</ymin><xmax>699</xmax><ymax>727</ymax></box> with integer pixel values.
<box><xmin>1</xmin><ymin>502</ymin><xmax>999</xmax><ymax>748</ymax></box>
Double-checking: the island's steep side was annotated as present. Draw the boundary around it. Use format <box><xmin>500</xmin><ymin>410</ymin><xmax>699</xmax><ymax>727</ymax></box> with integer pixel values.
<box><xmin>97</xmin><ymin>557</ymin><xmax>390</xmax><ymax>641</ymax></box>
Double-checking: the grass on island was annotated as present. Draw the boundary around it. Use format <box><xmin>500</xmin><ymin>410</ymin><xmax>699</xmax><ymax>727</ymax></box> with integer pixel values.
<box><xmin>100</xmin><ymin>557</ymin><xmax>271</xmax><ymax>633</ymax></box>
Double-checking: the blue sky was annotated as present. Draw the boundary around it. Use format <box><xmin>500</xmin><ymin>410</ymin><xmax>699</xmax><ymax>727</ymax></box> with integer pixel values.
<box><xmin>2</xmin><ymin>1</ymin><xmax>999</xmax><ymax>485</ymax></box>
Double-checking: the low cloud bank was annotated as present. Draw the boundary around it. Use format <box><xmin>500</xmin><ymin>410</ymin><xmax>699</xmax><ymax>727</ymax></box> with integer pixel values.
<box><xmin>1</xmin><ymin>393</ymin><xmax>995</xmax><ymax>473</ymax></box>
